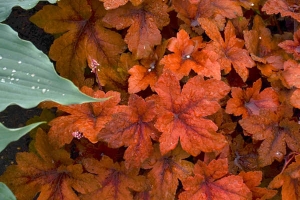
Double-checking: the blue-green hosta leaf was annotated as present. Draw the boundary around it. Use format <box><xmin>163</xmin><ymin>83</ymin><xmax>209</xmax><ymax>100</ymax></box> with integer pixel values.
<box><xmin>0</xmin><ymin>122</ymin><xmax>44</xmax><ymax>152</ymax></box>
<box><xmin>0</xmin><ymin>182</ymin><xmax>16</xmax><ymax>200</ymax></box>
<box><xmin>0</xmin><ymin>23</ymin><xmax>106</xmax><ymax>112</ymax></box>
<box><xmin>0</xmin><ymin>0</ymin><xmax>57</xmax><ymax>22</ymax></box>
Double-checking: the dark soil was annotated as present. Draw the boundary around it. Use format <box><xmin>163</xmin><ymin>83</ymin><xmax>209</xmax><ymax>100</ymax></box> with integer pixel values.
<box><xmin>0</xmin><ymin>2</ymin><xmax>54</xmax><ymax>175</ymax></box>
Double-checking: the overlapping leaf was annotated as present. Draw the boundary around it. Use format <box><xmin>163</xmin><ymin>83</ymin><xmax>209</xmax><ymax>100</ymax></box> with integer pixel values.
<box><xmin>81</xmin><ymin>156</ymin><xmax>146</xmax><ymax>199</ymax></box>
<box><xmin>0</xmin><ymin>129</ymin><xmax>98</xmax><ymax>200</ymax></box>
<box><xmin>173</xmin><ymin>0</ymin><xmax>242</xmax><ymax>32</ymax></box>
<box><xmin>244</xmin><ymin>15</ymin><xmax>284</xmax><ymax>77</ymax></box>
<box><xmin>100</xmin><ymin>0</ymin><xmax>144</xmax><ymax>10</ymax></box>
<box><xmin>226</xmin><ymin>78</ymin><xmax>279</xmax><ymax>118</ymax></box>
<box><xmin>199</xmin><ymin>19</ymin><xmax>255</xmax><ymax>81</ymax></box>
<box><xmin>142</xmin><ymin>144</ymin><xmax>194</xmax><ymax>200</ymax></box>
<box><xmin>102</xmin><ymin>0</ymin><xmax>169</xmax><ymax>59</ymax></box>
<box><xmin>160</xmin><ymin>29</ymin><xmax>221</xmax><ymax>80</ymax></box>
<box><xmin>154</xmin><ymin>70</ymin><xmax>230</xmax><ymax>156</ymax></box>
<box><xmin>262</xmin><ymin>0</ymin><xmax>300</xmax><ymax>22</ymax></box>
<box><xmin>239</xmin><ymin>171</ymin><xmax>277</xmax><ymax>199</ymax></box>
<box><xmin>281</xmin><ymin>59</ymin><xmax>300</xmax><ymax>109</ymax></box>
<box><xmin>179</xmin><ymin>159</ymin><xmax>252</xmax><ymax>200</ymax></box>
<box><xmin>30</xmin><ymin>0</ymin><xmax>126</xmax><ymax>86</ymax></box>
<box><xmin>239</xmin><ymin>105</ymin><xmax>300</xmax><ymax>167</ymax></box>
<box><xmin>98</xmin><ymin>94</ymin><xmax>159</xmax><ymax>168</ymax></box>
<box><xmin>279</xmin><ymin>28</ymin><xmax>300</xmax><ymax>60</ymax></box>
<box><xmin>269</xmin><ymin>154</ymin><xmax>300</xmax><ymax>200</ymax></box>
<box><xmin>128</xmin><ymin>41</ymin><xmax>167</xmax><ymax>94</ymax></box>
<box><xmin>48</xmin><ymin>86</ymin><xmax>121</xmax><ymax>147</ymax></box>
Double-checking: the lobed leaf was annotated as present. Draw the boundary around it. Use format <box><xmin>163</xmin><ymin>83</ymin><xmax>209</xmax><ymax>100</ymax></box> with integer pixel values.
<box><xmin>98</xmin><ymin>94</ymin><xmax>160</xmax><ymax>169</ymax></box>
<box><xmin>179</xmin><ymin>159</ymin><xmax>251</xmax><ymax>200</ymax></box>
<box><xmin>30</xmin><ymin>0</ymin><xmax>126</xmax><ymax>86</ymax></box>
<box><xmin>48</xmin><ymin>87</ymin><xmax>121</xmax><ymax>147</ymax></box>
<box><xmin>0</xmin><ymin>129</ymin><xmax>99</xmax><ymax>200</ymax></box>
<box><xmin>154</xmin><ymin>70</ymin><xmax>230</xmax><ymax>156</ymax></box>
<box><xmin>102</xmin><ymin>0</ymin><xmax>169</xmax><ymax>59</ymax></box>
<box><xmin>81</xmin><ymin>156</ymin><xmax>146</xmax><ymax>200</ymax></box>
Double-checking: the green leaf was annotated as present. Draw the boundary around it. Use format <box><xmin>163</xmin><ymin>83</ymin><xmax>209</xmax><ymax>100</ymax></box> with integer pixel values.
<box><xmin>0</xmin><ymin>23</ymin><xmax>106</xmax><ymax>112</ymax></box>
<box><xmin>0</xmin><ymin>0</ymin><xmax>57</xmax><ymax>22</ymax></box>
<box><xmin>0</xmin><ymin>182</ymin><xmax>16</xmax><ymax>200</ymax></box>
<box><xmin>0</xmin><ymin>122</ymin><xmax>44</xmax><ymax>153</ymax></box>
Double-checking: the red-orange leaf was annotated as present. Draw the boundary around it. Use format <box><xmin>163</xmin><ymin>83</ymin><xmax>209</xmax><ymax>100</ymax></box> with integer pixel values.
<box><xmin>279</xmin><ymin>28</ymin><xmax>300</xmax><ymax>60</ymax></box>
<box><xmin>142</xmin><ymin>144</ymin><xmax>194</xmax><ymax>200</ymax></box>
<box><xmin>160</xmin><ymin>29</ymin><xmax>221</xmax><ymax>80</ymax></box>
<box><xmin>100</xmin><ymin>0</ymin><xmax>144</xmax><ymax>10</ymax></box>
<box><xmin>179</xmin><ymin>159</ymin><xmax>252</xmax><ymax>200</ymax></box>
<box><xmin>98</xmin><ymin>94</ymin><xmax>160</xmax><ymax>168</ymax></box>
<box><xmin>0</xmin><ymin>129</ymin><xmax>98</xmax><ymax>200</ymax></box>
<box><xmin>128</xmin><ymin>41</ymin><xmax>167</xmax><ymax>94</ymax></box>
<box><xmin>262</xmin><ymin>0</ymin><xmax>300</xmax><ymax>22</ymax></box>
<box><xmin>239</xmin><ymin>171</ymin><xmax>277</xmax><ymax>199</ymax></box>
<box><xmin>48</xmin><ymin>86</ymin><xmax>120</xmax><ymax>147</ymax></box>
<box><xmin>225</xmin><ymin>78</ymin><xmax>279</xmax><ymax>118</ymax></box>
<box><xmin>30</xmin><ymin>0</ymin><xmax>126</xmax><ymax>86</ymax></box>
<box><xmin>173</xmin><ymin>0</ymin><xmax>242</xmax><ymax>32</ymax></box>
<box><xmin>281</xmin><ymin>59</ymin><xmax>300</xmax><ymax>109</ymax></box>
<box><xmin>239</xmin><ymin>105</ymin><xmax>300</xmax><ymax>167</ymax></box>
<box><xmin>81</xmin><ymin>156</ymin><xmax>146</xmax><ymax>199</ymax></box>
<box><xmin>128</xmin><ymin>65</ymin><xmax>158</xmax><ymax>93</ymax></box>
<box><xmin>154</xmin><ymin>70</ymin><xmax>230</xmax><ymax>156</ymax></box>
<box><xmin>269</xmin><ymin>154</ymin><xmax>300</xmax><ymax>200</ymax></box>
<box><xmin>102</xmin><ymin>0</ymin><xmax>169</xmax><ymax>59</ymax></box>
<box><xmin>199</xmin><ymin>18</ymin><xmax>255</xmax><ymax>82</ymax></box>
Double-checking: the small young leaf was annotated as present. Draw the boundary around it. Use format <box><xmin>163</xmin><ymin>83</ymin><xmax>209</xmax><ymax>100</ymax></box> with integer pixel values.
<box><xmin>0</xmin><ymin>23</ymin><xmax>106</xmax><ymax>112</ymax></box>
<box><xmin>0</xmin><ymin>122</ymin><xmax>44</xmax><ymax>152</ymax></box>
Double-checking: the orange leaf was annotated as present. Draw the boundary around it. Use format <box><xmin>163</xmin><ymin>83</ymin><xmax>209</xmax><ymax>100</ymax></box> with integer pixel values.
<box><xmin>48</xmin><ymin>86</ymin><xmax>121</xmax><ymax>147</ymax></box>
<box><xmin>239</xmin><ymin>105</ymin><xmax>300</xmax><ymax>167</ymax></box>
<box><xmin>281</xmin><ymin>59</ymin><xmax>300</xmax><ymax>89</ymax></box>
<box><xmin>128</xmin><ymin>65</ymin><xmax>158</xmax><ymax>93</ymax></box>
<box><xmin>179</xmin><ymin>159</ymin><xmax>252</xmax><ymax>200</ymax></box>
<box><xmin>100</xmin><ymin>0</ymin><xmax>144</xmax><ymax>10</ymax></box>
<box><xmin>269</xmin><ymin>155</ymin><xmax>300</xmax><ymax>200</ymax></box>
<box><xmin>225</xmin><ymin>78</ymin><xmax>279</xmax><ymax>118</ymax></box>
<box><xmin>199</xmin><ymin>19</ymin><xmax>255</xmax><ymax>81</ymax></box>
<box><xmin>81</xmin><ymin>156</ymin><xmax>146</xmax><ymax>199</ymax></box>
<box><xmin>160</xmin><ymin>29</ymin><xmax>221</xmax><ymax>80</ymax></box>
<box><xmin>279</xmin><ymin>28</ymin><xmax>300</xmax><ymax>60</ymax></box>
<box><xmin>239</xmin><ymin>171</ymin><xmax>277</xmax><ymax>199</ymax></box>
<box><xmin>98</xmin><ymin>94</ymin><xmax>160</xmax><ymax>169</ymax></box>
<box><xmin>142</xmin><ymin>144</ymin><xmax>194</xmax><ymax>200</ymax></box>
<box><xmin>262</xmin><ymin>0</ymin><xmax>300</xmax><ymax>22</ymax></box>
<box><xmin>30</xmin><ymin>0</ymin><xmax>126</xmax><ymax>86</ymax></box>
<box><xmin>0</xmin><ymin>129</ymin><xmax>98</xmax><ymax>200</ymax></box>
<box><xmin>154</xmin><ymin>70</ymin><xmax>230</xmax><ymax>156</ymax></box>
<box><xmin>173</xmin><ymin>0</ymin><xmax>242</xmax><ymax>32</ymax></box>
<box><xmin>102</xmin><ymin>0</ymin><xmax>169</xmax><ymax>59</ymax></box>
<box><xmin>281</xmin><ymin>59</ymin><xmax>300</xmax><ymax>109</ymax></box>
<box><xmin>243</xmin><ymin>15</ymin><xmax>286</xmax><ymax>78</ymax></box>
<box><xmin>128</xmin><ymin>41</ymin><xmax>167</xmax><ymax>93</ymax></box>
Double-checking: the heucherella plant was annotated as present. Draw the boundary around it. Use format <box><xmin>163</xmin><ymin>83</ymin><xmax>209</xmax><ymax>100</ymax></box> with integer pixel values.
<box><xmin>3</xmin><ymin>0</ymin><xmax>300</xmax><ymax>199</ymax></box>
